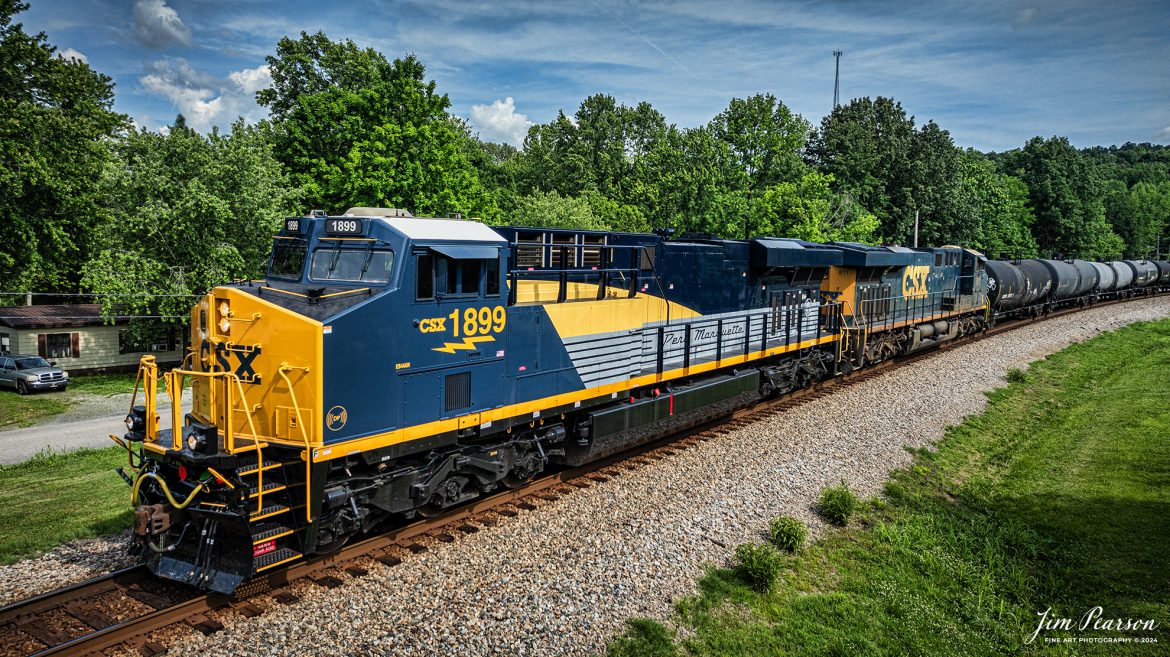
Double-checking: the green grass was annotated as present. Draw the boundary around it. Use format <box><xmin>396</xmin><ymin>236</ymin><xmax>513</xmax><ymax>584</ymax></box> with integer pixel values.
<box><xmin>0</xmin><ymin>446</ymin><xmax>133</xmax><ymax>563</ymax></box>
<box><xmin>0</xmin><ymin>372</ymin><xmax>168</xmax><ymax>429</ymax></box>
<box><xmin>0</xmin><ymin>392</ymin><xmax>69</xmax><ymax>428</ymax></box>
<box><xmin>67</xmin><ymin>373</ymin><xmax>145</xmax><ymax>396</ymax></box>
<box><xmin>608</xmin><ymin>319</ymin><xmax>1170</xmax><ymax>656</ymax></box>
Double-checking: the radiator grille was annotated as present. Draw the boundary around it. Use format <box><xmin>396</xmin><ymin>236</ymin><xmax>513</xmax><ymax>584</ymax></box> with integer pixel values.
<box><xmin>444</xmin><ymin>372</ymin><xmax>471</xmax><ymax>413</ymax></box>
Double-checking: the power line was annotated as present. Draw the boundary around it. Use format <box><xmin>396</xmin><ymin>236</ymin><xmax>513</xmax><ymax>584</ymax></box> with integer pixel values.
<box><xmin>0</xmin><ymin>315</ymin><xmax>189</xmax><ymax>320</ymax></box>
<box><xmin>0</xmin><ymin>292</ymin><xmax>202</xmax><ymax>298</ymax></box>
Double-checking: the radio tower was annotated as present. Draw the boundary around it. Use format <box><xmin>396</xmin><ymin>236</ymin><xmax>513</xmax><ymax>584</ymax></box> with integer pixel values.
<box><xmin>833</xmin><ymin>50</ymin><xmax>843</xmax><ymax>108</ymax></box>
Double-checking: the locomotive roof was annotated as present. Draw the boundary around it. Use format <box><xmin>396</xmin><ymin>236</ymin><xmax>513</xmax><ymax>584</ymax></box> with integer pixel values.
<box><xmin>828</xmin><ymin>242</ymin><xmax>931</xmax><ymax>267</ymax></box>
<box><xmin>360</xmin><ymin>216</ymin><xmax>508</xmax><ymax>244</ymax></box>
<box><xmin>750</xmin><ymin>238</ymin><xmax>843</xmax><ymax>269</ymax></box>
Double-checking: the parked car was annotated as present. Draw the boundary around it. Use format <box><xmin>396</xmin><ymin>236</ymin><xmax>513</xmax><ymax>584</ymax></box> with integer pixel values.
<box><xmin>0</xmin><ymin>354</ymin><xmax>69</xmax><ymax>394</ymax></box>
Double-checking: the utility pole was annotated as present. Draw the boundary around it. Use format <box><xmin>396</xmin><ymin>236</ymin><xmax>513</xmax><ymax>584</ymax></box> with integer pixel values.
<box><xmin>833</xmin><ymin>50</ymin><xmax>843</xmax><ymax>109</ymax></box>
<box><xmin>913</xmin><ymin>210</ymin><xmax>919</xmax><ymax>248</ymax></box>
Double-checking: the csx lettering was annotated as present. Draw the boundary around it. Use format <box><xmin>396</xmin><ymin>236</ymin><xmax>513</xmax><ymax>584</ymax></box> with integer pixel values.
<box><xmin>418</xmin><ymin>317</ymin><xmax>447</xmax><ymax>333</ymax></box>
<box><xmin>902</xmin><ymin>265</ymin><xmax>930</xmax><ymax>300</ymax></box>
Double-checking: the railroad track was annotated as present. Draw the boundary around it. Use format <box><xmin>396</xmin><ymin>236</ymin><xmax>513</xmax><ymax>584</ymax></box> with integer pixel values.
<box><xmin>0</xmin><ymin>292</ymin><xmax>1158</xmax><ymax>657</ymax></box>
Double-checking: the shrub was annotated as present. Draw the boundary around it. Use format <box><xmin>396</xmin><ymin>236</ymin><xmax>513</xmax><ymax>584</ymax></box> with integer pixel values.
<box><xmin>734</xmin><ymin>542</ymin><xmax>782</xmax><ymax>592</ymax></box>
<box><xmin>1007</xmin><ymin>368</ymin><xmax>1028</xmax><ymax>383</ymax></box>
<box><xmin>819</xmin><ymin>482</ymin><xmax>858</xmax><ymax>526</ymax></box>
<box><xmin>768</xmin><ymin>515</ymin><xmax>808</xmax><ymax>552</ymax></box>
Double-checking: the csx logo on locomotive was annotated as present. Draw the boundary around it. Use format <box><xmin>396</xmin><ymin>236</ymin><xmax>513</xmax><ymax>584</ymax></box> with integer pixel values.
<box><xmin>421</xmin><ymin>305</ymin><xmax>507</xmax><ymax>354</ymax></box>
<box><xmin>199</xmin><ymin>339</ymin><xmax>262</xmax><ymax>383</ymax></box>
<box><xmin>902</xmin><ymin>265</ymin><xmax>930</xmax><ymax>300</ymax></box>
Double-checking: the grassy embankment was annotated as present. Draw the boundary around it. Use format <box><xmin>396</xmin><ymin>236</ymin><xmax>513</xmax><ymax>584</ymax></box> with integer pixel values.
<box><xmin>0</xmin><ymin>446</ymin><xmax>132</xmax><ymax>563</ymax></box>
<box><xmin>609</xmin><ymin>319</ymin><xmax>1170</xmax><ymax>656</ymax></box>
<box><xmin>0</xmin><ymin>373</ymin><xmax>162</xmax><ymax>429</ymax></box>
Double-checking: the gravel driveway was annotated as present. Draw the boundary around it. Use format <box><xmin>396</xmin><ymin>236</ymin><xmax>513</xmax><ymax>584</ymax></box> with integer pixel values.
<box><xmin>3</xmin><ymin>297</ymin><xmax>1168</xmax><ymax>655</ymax></box>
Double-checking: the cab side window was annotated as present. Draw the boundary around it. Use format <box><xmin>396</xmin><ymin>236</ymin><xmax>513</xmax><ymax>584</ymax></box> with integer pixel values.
<box><xmin>440</xmin><ymin>257</ymin><xmax>484</xmax><ymax>297</ymax></box>
<box><xmin>416</xmin><ymin>254</ymin><xmax>435</xmax><ymax>301</ymax></box>
<box><xmin>486</xmin><ymin>258</ymin><xmax>500</xmax><ymax>296</ymax></box>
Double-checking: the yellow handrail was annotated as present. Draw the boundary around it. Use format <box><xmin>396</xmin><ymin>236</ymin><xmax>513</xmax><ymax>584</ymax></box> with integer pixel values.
<box><xmin>278</xmin><ymin>364</ymin><xmax>312</xmax><ymax>523</ymax></box>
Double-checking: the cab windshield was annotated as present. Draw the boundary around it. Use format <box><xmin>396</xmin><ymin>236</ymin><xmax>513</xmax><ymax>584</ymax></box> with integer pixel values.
<box><xmin>269</xmin><ymin>239</ymin><xmax>308</xmax><ymax>280</ymax></box>
<box><xmin>309</xmin><ymin>248</ymin><xmax>394</xmax><ymax>283</ymax></box>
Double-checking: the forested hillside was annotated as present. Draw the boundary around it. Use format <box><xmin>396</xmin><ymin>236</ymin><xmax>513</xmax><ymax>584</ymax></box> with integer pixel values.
<box><xmin>1</xmin><ymin>1</ymin><xmax>1167</xmax><ymax>319</ymax></box>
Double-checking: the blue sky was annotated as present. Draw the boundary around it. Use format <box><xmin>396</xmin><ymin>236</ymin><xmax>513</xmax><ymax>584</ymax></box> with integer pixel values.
<box><xmin>23</xmin><ymin>0</ymin><xmax>1170</xmax><ymax>151</ymax></box>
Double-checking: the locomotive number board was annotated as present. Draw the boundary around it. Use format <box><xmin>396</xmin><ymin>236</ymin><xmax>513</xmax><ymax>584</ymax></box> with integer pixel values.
<box><xmin>324</xmin><ymin>218</ymin><xmax>365</xmax><ymax>235</ymax></box>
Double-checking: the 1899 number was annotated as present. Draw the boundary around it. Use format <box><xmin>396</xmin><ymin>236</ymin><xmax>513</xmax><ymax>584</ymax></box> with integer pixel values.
<box><xmin>448</xmin><ymin>306</ymin><xmax>506</xmax><ymax>337</ymax></box>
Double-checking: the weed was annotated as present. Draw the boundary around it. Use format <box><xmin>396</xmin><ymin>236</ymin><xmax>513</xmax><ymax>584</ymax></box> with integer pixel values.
<box><xmin>768</xmin><ymin>515</ymin><xmax>808</xmax><ymax>552</ymax></box>
<box><xmin>818</xmin><ymin>482</ymin><xmax>857</xmax><ymax>526</ymax></box>
<box><xmin>734</xmin><ymin>542</ymin><xmax>782</xmax><ymax>592</ymax></box>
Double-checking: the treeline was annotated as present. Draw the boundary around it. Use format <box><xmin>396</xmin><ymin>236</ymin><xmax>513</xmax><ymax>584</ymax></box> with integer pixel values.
<box><xmin>2</xmin><ymin>2</ymin><xmax>1169</xmax><ymax>317</ymax></box>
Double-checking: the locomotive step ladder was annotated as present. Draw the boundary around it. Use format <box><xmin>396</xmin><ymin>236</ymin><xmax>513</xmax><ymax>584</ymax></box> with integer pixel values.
<box><xmin>235</xmin><ymin>452</ymin><xmax>306</xmax><ymax>572</ymax></box>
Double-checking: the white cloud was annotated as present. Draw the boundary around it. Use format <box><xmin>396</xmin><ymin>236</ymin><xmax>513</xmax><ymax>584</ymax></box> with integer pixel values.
<box><xmin>469</xmin><ymin>97</ymin><xmax>534</xmax><ymax>146</ymax></box>
<box><xmin>133</xmin><ymin>0</ymin><xmax>193</xmax><ymax>48</ymax></box>
<box><xmin>57</xmin><ymin>48</ymin><xmax>87</xmax><ymax>64</ymax></box>
<box><xmin>139</xmin><ymin>60</ymin><xmax>271</xmax><ymax>132</ymax></box>
<box><xmin>1012</xmin><ymin>6</ymin><xmax>1039</xmax><ymax>31</ymax></box>
<box><xmin>228</xmin><ymin>65</ymin><xmax>272</xmax><ymax>94</ymax></box>
<box><xmin>1156</xmin><ymin>126</ymin><xmax>1170</xmax><ymax>142</ymax></box>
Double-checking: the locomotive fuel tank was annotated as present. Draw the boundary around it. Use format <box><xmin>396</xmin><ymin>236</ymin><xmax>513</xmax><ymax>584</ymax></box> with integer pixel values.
<box><xmin>1108</xmin><ymin>261</ymin><xmax>1135</xmax><ymax>289</ymax></box>
<box><xmin>1016</xmin><ymin>260</ymin><xmax>1054</xmax><ymax>306</ymax></box>
<box><xmin>1124</xmin><ymin>260</ymin><xmax>1159</xmax><ymax>287</ymax></box>
<box><xmin>1068</xmin><ymin>260</ymin><xmax>1099</xmax><ymax>297</ymax></box>
<box><xmin>1038</xmin><ymin>259</ymin><xmax>1080</xmax><ymax>301</ymax></box>
<box><xmin>985</xmin><ymin>260</ymin><xmax>1026</xmax><ymax>311</ymax></box>
<box><xmin>1091</xmin><ymin>261</ymin><xmax>1117</xmax><ymax>291</ymax></box>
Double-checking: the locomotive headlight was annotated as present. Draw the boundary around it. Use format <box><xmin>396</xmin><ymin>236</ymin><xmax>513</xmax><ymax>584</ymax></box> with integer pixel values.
<box><xmin>184</xmin><ymin>422</ymin><xmax>217</xmax><ymax>454</ymax></box>
<box><xmin>219</xmin><ymin>317</ymin><xmax>231</xmax><ymax>333</ymax></box>
<box><xmin>123</xmin><ymin>405</ymin><xmax>147</xmax><ymax>441</ymax></box>
<box><xmin>218</xmin><ymin>301</ymin><xmax>230</xmax><ymax>317</ymax></box>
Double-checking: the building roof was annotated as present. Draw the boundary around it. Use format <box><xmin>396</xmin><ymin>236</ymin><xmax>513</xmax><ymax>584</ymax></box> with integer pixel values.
<box><xmin>0</xmin><ymin>304</ymin><xmax>121</xmax><ymax>330</ymax></box>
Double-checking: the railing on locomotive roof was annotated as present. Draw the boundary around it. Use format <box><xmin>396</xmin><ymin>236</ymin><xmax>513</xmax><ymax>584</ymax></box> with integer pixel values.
<box><xmin>505</xmin><ymin>238</ymin><xmax>664</xmax><ymax>307</ymax></box>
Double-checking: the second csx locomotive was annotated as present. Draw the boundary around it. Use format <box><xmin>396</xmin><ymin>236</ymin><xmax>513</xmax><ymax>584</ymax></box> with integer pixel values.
<box><xmin>116</xmin><ymin>208</ymin><xmax>1169</xmax><ymax>593</ymax></box>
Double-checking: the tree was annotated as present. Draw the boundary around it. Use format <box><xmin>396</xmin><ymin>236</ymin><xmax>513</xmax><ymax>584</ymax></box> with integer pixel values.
<box><xmin>505</xmin><ymin>190</ymin><xmax>607</xmax><ymax>231</ymax></box>
<box><xmin>807</xmin><ymin>97</ymin><xmax>917</xmax><ymax>242</ymax></box>
<box><xmin>751</xmin><ymin>171</ymin><xmax>879</xmax><ymax>244</ymax></box>
<box><xmin>1111</xmin><ymin>181</ymin><xmax>1170</xmax><ymax>257</ymax></box>
<box><xmin>0</xmin><ymin>0</ymin><xmax>126</xmax><ymax>293</ymax></box>
<box><xmin>82</xmin><ymin>118</ymin><xmax>300</xmax><ymax>320</ymax></box>
<box><xmin>807</xmin><ymin>97</ymin><xmax>975</xmax><ymax>247</ymax></box>
<box><xmin>999</xmin><ymin>136</ymin><xmax>1123</xmax><ymax>259</ymax></box>
<box><xmin>258</xmin><ymin>31</ymin><xmax>495</xmax><ymax>219</ymax></box>
<box><xmin>708</xmin><ymin>94</ymin><xmax>808</xmax><ymax>198</ymax></box>
<box><xmin>958</xmin><ymin>150</ymin><xmax>1038</xmax><ymax>258</ymax></box>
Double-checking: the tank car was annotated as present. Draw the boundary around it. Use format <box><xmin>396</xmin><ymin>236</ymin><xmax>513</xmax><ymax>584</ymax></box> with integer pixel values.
<box><xmin>1092</xmin><ymin>261</ymin><xmax>1117</xmax><ymax>293</ymax></box>
<box><xmin>1125</xmin><ymin>260</ymin><xmax>1159</xmax><ymax>288</ymax></box>
<box><xmin>985</xmin><ymin>260</ymin><xmax>1026</xmax><ymax>311</ymax></box>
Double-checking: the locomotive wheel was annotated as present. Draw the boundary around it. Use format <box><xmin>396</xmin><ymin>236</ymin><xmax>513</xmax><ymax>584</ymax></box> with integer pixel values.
<box><xmin>502</xmin><ymin>451</ymin><xmax>544</xmax><ymax>489</ymax></box>
<box><xmin>417</xmin><ymin>476</ymin><xmax>473</xmax><ymax>517</ymax></box>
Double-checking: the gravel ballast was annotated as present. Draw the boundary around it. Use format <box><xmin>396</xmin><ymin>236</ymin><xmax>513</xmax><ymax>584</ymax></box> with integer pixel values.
<box><xmin>7</xmin><ymin>298</ymin><xmax>1170</xmax><ymax>654</ymax></box>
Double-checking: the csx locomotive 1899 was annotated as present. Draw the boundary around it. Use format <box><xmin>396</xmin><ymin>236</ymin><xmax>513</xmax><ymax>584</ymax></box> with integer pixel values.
<box><xmin>115</xmin><ymin>208</ymin><xmax>1169</xmax><ymax>593</ymax></box>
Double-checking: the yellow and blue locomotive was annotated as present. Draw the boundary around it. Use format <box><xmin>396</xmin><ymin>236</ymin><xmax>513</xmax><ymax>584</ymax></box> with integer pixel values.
<box><xmin>118</xmin><ymin>209</ymin><xmax>990</xmax><ymax>593</ymax></box>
